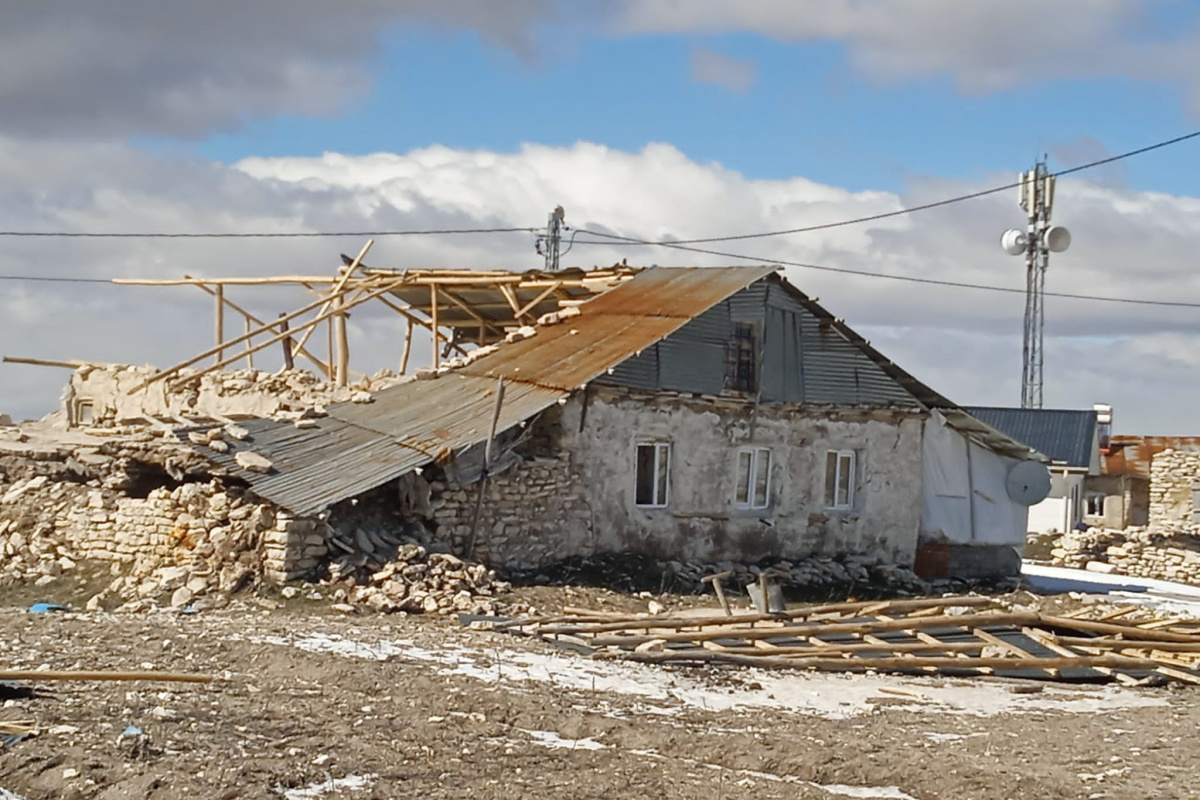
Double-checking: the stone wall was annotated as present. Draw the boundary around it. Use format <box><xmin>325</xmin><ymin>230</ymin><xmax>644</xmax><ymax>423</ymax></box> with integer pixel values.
<box><xmin>1149</xmin><ymin>449</ymin><xmax>1200</xmax><ymax>526</ymax></box>
<box><xmin>433</xmin><ymin>386</ymin><xmax>926</xmax><ymax>570</ymax></box>
<box><xmin>1046</xmin><ymin>525</ymin><xmax>1200</xmax><ymax>585</ymax></box>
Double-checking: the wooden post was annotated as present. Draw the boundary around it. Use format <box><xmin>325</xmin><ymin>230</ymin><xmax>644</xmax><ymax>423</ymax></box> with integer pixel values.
<box><xmin>334</xmin><ymin>294</ymin><xmax>349</xmax><ymax>387</ymax></box>
<box><xmin>399</xmin><ymin>319</ymin><xmax>414</xmax><ymax>375</ymax></box>
<box><xmin>244</xmin><ymin>318</ymin><xmax>255</xmax><ymax>369</ymax></box>
<box><xmin>466</xmin><ymin>376</ymin><xmax>505</xmax><ymax>558</ymax></box>
<box><xmin>214</xmin><ymin>285</ymin><xmax>224</xmax><ymax>366</ymax></box>
<box><xmin>288</xmin><ymin>238</ymin><xmax>373</xmax><ymax>357</ymax></box>
<box><xmin>279</xmin><ymin>314</ymin><xmax>294</xmax><ymax>370</ymax></box>
<box><xmin>430</xmin><ymin>284</ymin><xmax>440</xmax><ymax>370</ymax></box>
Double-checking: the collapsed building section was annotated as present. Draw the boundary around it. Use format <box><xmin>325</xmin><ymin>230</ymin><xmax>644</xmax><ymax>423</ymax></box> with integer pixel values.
<box><xmin>185</xmin><ymin>266</ymin><xmax>1047</xmax><ymax>585</ymax></box>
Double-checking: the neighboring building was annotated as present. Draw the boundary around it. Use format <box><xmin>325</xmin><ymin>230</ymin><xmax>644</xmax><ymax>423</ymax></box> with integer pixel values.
<box><xmin>965</xmin><ymin>406</ymin><xmax>1101</xmax><ymax>534</ymax></box>
<box><xmin>197</xmin><ymin>267</ymin><xmax>1045</xmax><ymax>580</ymax></box>
<box><xmin>1089</xmin><ymin>436</ymin><xmax>1200</xmax><ymax>529</ymax></box>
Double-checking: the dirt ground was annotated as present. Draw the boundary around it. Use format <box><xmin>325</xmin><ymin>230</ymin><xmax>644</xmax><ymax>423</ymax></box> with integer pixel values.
<box><xmin>2</xmin><ymin>588</ymin><xmax>1199</xmax><ymax>800</ymax></box>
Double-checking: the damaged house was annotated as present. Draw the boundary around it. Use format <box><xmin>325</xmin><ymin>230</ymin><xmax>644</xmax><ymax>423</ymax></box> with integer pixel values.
<box><xmin>192</xmin><ymin>266</ymin><xmax>1047</xmax><ymax>582</ymax></box>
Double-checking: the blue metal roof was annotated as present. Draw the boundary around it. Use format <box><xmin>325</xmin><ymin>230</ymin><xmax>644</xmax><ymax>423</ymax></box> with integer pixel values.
<box><xmin>964</xmin><ymin>407</ymin><xmax>1097</xmax><ymax>469</ymax></box>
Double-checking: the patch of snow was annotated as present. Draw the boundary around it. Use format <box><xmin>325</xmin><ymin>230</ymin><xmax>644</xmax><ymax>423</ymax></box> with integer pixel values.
<box><xmin>1</xmin><ymin>789</ymin><xmax>31</xmax><ymax>800</ymax></box>
<box><xmin>255</xmin><ymin>632</ymin><xmax>1166</xmax><ymax>720</ymax></box>
<box><xmin>521</xmin><ymin>729</ymin><xmax>607</xmax><ymax>750</ymax></box>
<box><xmin>277</xmin><ymin>774</ymin><xmax>377</xmax><ymax>799</ymax></box>
<box><xmin>821</xmin><ymin>786</ymin><xmax>918</xmax><ymax>800</ymax></box>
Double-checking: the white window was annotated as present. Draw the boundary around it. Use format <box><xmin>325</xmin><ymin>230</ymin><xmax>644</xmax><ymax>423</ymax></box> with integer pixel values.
<box><xmin>635</xmin><ymin>442</ymin><xmax>671</xmax><ymax>508</ymax></box>
<box><xmin>825</xmin><ymin>450</ymin><xmax>855</xmax><ymax>509</ymax></box>
<box><xmin>1085</xmin><ymin>493</ymin><xmax>1105</xmax><ymax>517</ymax></box>
<box><xmin>735</xmin><ymin>447</ymin><xmax>771</xmax><ymax>508</ymax></box>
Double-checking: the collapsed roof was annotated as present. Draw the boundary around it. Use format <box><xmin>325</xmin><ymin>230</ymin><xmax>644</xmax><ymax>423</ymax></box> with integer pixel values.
<box><xmin>194</xmin><ymin>266</ymin><xmax>1042</xmax><ymax>516</ymax></box>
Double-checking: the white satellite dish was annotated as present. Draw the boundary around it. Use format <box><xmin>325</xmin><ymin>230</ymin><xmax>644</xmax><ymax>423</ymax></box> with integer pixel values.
<box><xmin>1005</xmin><ymin>460</ymin><xmax>1051</xmax><ymax>506</ymax></box>
<box><xmin>1001</xmin><ymin>229</ymin><xmax>1027</xmax><ymax>256</ymax></box>
<box><xmin>1045</xmin><ymin>225</ymin><xmax>1071</xmax><ymax>253</ymax></box>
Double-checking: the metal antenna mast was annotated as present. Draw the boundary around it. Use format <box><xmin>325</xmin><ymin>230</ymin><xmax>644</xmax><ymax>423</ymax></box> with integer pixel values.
<box><xmin>1002</xmin><ymin>160</ymin><xmax>1071</xmax><ymax>409</ymax></box>
<box><xmin>539</xmin><ymin>206</ymin><xmax>565</xmax><ymax>272</ymax></box>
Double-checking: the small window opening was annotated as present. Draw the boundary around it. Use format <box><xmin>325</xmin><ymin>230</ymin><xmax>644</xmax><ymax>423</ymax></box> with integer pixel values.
<box><xmin>825</xmin><ymin>450</ymin><xmax>855</xmax><ymax>509</ymax></box>
<box><xmin>735</xmin><ymin>447</ymin><xmax>771</xmax><ymax>508</ymax></box>
<box><xmin>724</xmin><ymin>322</ymin><xmax>758</xmax><ymax>393</ymax></box>
<box><xmin>635</xmin><ymin>442</ymin><xmax>670</xmax><ymax>508</ymax></box>
<box><xmin>76</xmin><ymin>400</ymin><xmax>94</xmax><ymax>426</ymax></box>
<box><xmin>1085</xmin><ymin>493</ymin><xmax>1105</xmax><ymax>517</ymax></box>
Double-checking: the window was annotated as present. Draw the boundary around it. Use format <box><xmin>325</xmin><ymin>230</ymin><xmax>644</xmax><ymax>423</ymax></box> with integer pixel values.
<box><xmin>735</xmin><ymin>448</ymin><xmax>771</xmax><ymax>508</ymax></box>
<box><xmin>724</xmin><ymin>322</ymin><xmax>758</xmax><ymax>393</ymax></box>
<box><xmin>825</xmin><ymin>450</ymin><xmax>855</xmax><ymax>509</ymax></box>
<box><xmin>1085</xmin><ymin>493</ymin><xmax>1106</xmax><ymax>517</ymax></box>
<box><xmin>76</xmin><ymin>400</ymin><xmax>94</xmax><ymax>426</ymax></box>
<box><xmin>635</xmin><ymin>443</ymin><xmax>671</xmax><ymax>508</ymax></box>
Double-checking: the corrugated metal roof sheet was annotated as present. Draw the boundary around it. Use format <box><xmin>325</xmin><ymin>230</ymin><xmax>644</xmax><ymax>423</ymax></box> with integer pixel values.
<box><xmin>1103</xmin><ymin>435</ymin><xmax>1200</xmax><ymax>478</ymax></box>
<box><xmin>965</xmin><ymin>408</ymin><xmax>1097</xmax><ymax>469</ymax></box>
<box><xmin>195</xmin><ymin>266</ymin><xmax>775</xmax><ymax>516</ymax></box>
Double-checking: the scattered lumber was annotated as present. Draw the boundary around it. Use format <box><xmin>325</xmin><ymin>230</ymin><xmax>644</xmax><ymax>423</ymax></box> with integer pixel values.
<box><xmin>0</xmin><ymin>670</ymin><xmax>212</xmax><ymax>684</ymax></box>
<box><xmin>485</xmin><ymin>595</ymin><xmax>1200</xmax><ymax>686</ymax></box>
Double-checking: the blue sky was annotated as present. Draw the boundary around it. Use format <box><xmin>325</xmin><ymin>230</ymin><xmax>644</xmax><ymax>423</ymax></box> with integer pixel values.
<box><xmin>6</xmin><ymin>1</ymin><xmax>1200</xmax><ymax>430</ymax></box>
<box><xmin>184</xmin><ymin>26</ymin><xmax>1198</xmax><ymax>197</ymax></box>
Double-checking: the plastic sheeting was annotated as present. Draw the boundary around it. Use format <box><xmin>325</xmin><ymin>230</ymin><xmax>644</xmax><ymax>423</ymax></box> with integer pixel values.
<box><xmin>921</xmin><ymin>411</ymin><xmax>1028</xmax><ymax>546</ymax></box>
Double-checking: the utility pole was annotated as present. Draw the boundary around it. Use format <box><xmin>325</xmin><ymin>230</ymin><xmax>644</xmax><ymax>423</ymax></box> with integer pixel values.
<box><xmin>538</xmin><ymin>206</ymin><xmax>565</xmax><ymax>272</ymax></box>
<box><xmin>1002</xmin><ymin>160</ymin><xmax>1071</xmax><ymax>409</ymax></box>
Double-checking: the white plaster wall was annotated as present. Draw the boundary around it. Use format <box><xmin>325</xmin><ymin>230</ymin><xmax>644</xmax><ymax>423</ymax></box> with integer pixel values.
<box><xmin>558</xmin><ymin>388</ymin><xmax>927</xmax><ymax>566</ymax></box>
<box><xmin>1028</xmin><ymin>497</ymin><xmax>1068</xmax><ymax>534</ymax></box>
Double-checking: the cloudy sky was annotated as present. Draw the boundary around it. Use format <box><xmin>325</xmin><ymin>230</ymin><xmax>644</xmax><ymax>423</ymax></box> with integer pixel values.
<box><xmin>2</xmin><ymin>0</ymin><xmax>1200</xmax><ymax>433</ymax></box>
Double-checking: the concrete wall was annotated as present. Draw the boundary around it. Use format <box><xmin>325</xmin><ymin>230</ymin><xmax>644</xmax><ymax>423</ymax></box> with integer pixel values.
<box><xmin>1025</xmin><ymin>471</ymin><xmax>1085</xmax><ymax>533</ymax></box>
<box><xmin>434</xmin><ymin>386</ymin><xmax>927</xmax><ymax>569</ymax></box>
<box><xmin>1082</xmin><ymin>474</ymin><xmax>1146</xmax><ymax>529</ymax></box>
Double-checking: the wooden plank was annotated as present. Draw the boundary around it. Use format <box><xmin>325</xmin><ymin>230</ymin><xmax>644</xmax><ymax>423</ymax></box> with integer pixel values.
<box><xmin>214</xmin><ymin>285</ymin><xmax>225</xmax><ymax>365</ymax></box>
<box><xmin>431</xmin><ymin>284</ymin><xmax>440</xmax><ymax>370</ymax></box>
<box><xmin>514</xmin><ymin>282</ymin><xmax>563</xmax><ymax>319</ymax></box>
<box><xmin>399</xmin><ymin>318</ymin><xmax>414</xmax><ymax>374</ymax></box>
<box><xmin>289</xmin><ymin>239</ymin><xmax>374</xmax><ymax>357</ymax></box>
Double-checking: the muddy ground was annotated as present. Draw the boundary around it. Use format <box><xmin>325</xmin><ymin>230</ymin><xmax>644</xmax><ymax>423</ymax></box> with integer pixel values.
<box><xmin>2</xmin><ymin>588</ymin><xmax>1198</xmax><ymax>800</ymax></box>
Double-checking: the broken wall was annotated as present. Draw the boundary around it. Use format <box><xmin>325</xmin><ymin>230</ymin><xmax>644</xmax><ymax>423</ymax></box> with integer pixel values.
<box><xmin>433</xmin><ymin>386</ymin><xmax>926</xmax><ymax>569</ymax></box>
<box><xmin>1149</xmin><ymin>449</ymin><xmax>1200</xmax><ymax>526</ymax></box>
<box><xmin>63</xmin><ymin>364</ymin><xmax>405</xmax><ymax>427</ymax></box>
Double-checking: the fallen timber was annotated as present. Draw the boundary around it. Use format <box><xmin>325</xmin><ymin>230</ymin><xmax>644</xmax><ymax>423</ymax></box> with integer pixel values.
<box><xmin>483</xmin><ymin>595</ymin><xmax>1200</xmax><ymax>686</ymax></box>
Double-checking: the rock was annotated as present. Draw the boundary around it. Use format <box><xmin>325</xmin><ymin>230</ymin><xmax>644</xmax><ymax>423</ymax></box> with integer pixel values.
<box><xmin>170</xmin><ymin>586</ymin><xmax>194</xmax><ymax>607</ymax></box>
<box><xmin>224</xmin><ymin>424</ymin><xmax>250</xmax><ymax>441</ymax></box>
<box><xmin>281</xmin><ymin>586</ymin><xmax>300</xmax><ymax>599</ymax></box>
<box><xmin>235</xmin><ymin>451</ymin><xmax>273</xmax><ymax>473</ymax></box>
<box><xmin>208</xmin><ymin>440</ymin><xmax>230</xmax><ymax>454</ymax></box>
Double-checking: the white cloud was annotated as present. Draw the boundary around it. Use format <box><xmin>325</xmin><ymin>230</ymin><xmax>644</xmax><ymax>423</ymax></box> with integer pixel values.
<box><xmin>0</xmin><ymin>1</ymin><xmax>557</xmax><ymax>139</ymax></box>
<box><xmin>690</xmin><ymin>47</ymin><xmax>757</xmax><ymax>92</ymax></box>
<box><xmin>2</xmin><ymin>139</ymin><xmax>1199</xmax><ymax>433</ymax></box>
<box><xmin>616</xmin><ymin>0</ymin><xmax>1200</xmax><ymax>107</ymax></box>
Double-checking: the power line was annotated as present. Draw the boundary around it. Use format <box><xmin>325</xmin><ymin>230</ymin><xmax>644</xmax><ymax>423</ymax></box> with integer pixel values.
<box><xmin>582</xmin><ymin>236</ymin><xmax>1200</xmax><ymax>308</ymax></box>
<box><xmin>575</xmin><ymin>129</ymin><xmax>1200</xmax><ymax>247</ymax></box>
<box><xmin>0</xmin><ymin>226</ymin><xmax>537</xmax><ymax>239</ymax></box>
<box><xmin>3</xmin><ymin>254</ymin><xmax>1199</xmax><ymax>308</ymax></box>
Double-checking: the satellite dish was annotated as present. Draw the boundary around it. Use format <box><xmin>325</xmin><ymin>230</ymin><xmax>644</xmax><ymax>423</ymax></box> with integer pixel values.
<box><xmin>1001</xmin><ymin>229</ymin><xmax>1027</xmax><ymax>256</ymax></box>
<box><xmin>1005</xmin><ymin>460</ymin><xmax>1051</xmax><ymax>506</ymax></box>
<box><xmin>1045</xmin><ymin>225</ymin><xmax>1071</xmax><ymax>253</ymax></box>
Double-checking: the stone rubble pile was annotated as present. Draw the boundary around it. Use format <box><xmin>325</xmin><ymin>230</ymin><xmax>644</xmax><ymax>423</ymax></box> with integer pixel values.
<box><xmin>501</xmin><ymin>550</ymin><xmax>936</xmax><ymax>597</ymax></box>
<box><xmin>1149</xmin><ymin>449</ymin><xmax>1200</xmax><ymax>526</ymax></box>
<box><xmin>0</xmin><ymin>438</ymin><xmax>510</xmax><ymax>616</ymax></box>
<box><xmin>1044</xmin><ymin>524</ymin><xmax>1200</xmax><ymax>585</ymax></box>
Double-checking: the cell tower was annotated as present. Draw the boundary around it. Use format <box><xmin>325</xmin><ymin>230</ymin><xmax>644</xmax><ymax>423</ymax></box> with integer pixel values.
<box><xmin>1001</xmin><ymin>160</ymin><xmax>1072</xmax><ymax>409</ymax></box>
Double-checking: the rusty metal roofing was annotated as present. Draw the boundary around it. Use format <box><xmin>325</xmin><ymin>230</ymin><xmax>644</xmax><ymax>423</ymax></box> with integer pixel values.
<box><xmin>1102</xmin><ymin>435</ymin><xmax>1200</xmax><ymax>478</ymax></box>
<box><xmin>196</xmin><ymin>266</ymin><xmax>776</xmax><ymax>516</ymax></box>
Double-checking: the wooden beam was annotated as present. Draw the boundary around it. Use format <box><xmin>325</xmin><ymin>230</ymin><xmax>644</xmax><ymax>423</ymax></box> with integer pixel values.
<box><xmin>243</xmin><ymin>317</ymin><xmax>255</xmax><ymax>369</ymax></box>
<box><xmin>497</xmin><ymin>283</ymin><xmax>522</xmax><ymax>317</ymax></box>
<box><xmin>289</xmin><ymin>239</ymin><xmax>374</xmax><ymax>357</ymax></box>
<box><xmin>113</xmin><ymin>275</ymin><xmax>352</xmax><ymax>286</ymax></box>
<box><xmin>169</xmin><ymin>279</ymin><xmax>408</xmax><ymax>390</ymax></box>
<box><xmin>214</xmin><ymin>285</ymin><xmax>225</xmax><ymax>365</ymax></box>
<box><xmin>279</xmin><ymin>314</ymin><xmax>294</xmax><ymax>370</ymax></box>
<box><xmin>400</xmin><ymin>318</ymin><xmax>414</xmax><ymax>375</ymax></box>
<box><xmin>438</xmin><ymin>286</ymin><xmax>506</xmax><ymax>337</ymax></box>
<box><xmin>130</xmin><ymin>277</ymin><xmax>386</xmax><ymax>393</ymax></box>
<box><xmin>514</xmin><ymin>282</ymin><xmax>563</xmax><ymax>319</ymax></box>
<box><xmin>431</xmin><ymin>283</ymin><xmax>440</xmax><ymax>370</ymax></box>
<box><xmin>188</xmin><ymin>278</ymin><xmax>330</xmax><ymax>377</ymax></box>
<box><xmin>334</xmin><ymin>293</ymin><xmax>349</xmax><ymax>388</ymax></box>
<box><xmin>2</xmin><ymin>356</ymin><xmax>111</xmax><ymax>369</ymax></box>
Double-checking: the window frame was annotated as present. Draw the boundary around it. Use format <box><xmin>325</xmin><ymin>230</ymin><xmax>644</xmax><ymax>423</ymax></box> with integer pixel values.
<box><xmin>724</xmin><ymin>321</ymin><xmax>759</xmax><ymax>393</ymax></box>
<box><xmin>734</xmin><ymin>447</ymin><xmax>772</xmax><ymax>509</ymax></box>
<box><xmin>634</xmin><ymin>441</ymin><xmax>671</xmax><ymax>509</ymax></box>
<box><xmin>1084</xmin><ymin>492</ymin><xmax>1106</xmax><ymax>517</ymax></box>
<box><xmin>825</xmin><ymin>450</ymin><xmax>856</xmax><ymax>510</ymax></box>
